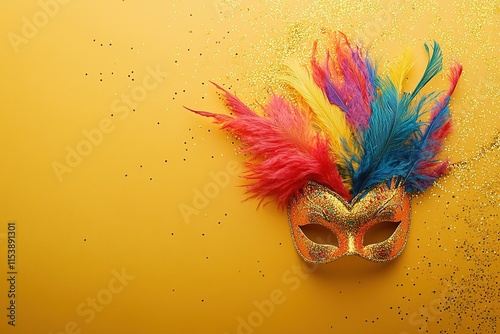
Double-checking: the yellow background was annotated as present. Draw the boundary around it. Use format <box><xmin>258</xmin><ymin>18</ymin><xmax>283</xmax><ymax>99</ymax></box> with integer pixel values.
<box><xmin>1</xmin><ymin>0</ymin><xmax>499</xmax><ymax>333</ymax></box>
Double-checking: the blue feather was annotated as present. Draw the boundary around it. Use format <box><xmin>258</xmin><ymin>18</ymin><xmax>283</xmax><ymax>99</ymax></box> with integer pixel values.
<box><xmin>403</xmin><ymin>96</ymin><xmax>452</xmax><ymax>192</ymax></box>
<box><xmin>364</xmin><ymin>54</ymin><xmax>378</xmax><ymax>88</ymax></box>
<box><xmin>351</xmin><ymin>78</ymin><xmax>421</xmax><ymax>194</ymax></box>
<box><xmin>350</xmin><ymin>41</ymin><xmax>446</xmax><ymax>196</ymax></box>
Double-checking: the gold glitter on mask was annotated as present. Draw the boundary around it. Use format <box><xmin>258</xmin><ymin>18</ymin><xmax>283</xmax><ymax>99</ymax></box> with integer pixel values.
<box><xmin>288</xmin><ymin>180</ymin><xmax>411</xmax><ymax>264</ymax></box>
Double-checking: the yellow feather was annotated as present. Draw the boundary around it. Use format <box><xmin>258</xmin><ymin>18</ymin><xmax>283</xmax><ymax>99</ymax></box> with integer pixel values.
<box><xmin>281</xmin><ymin>58</ymin><xmax>358</xmax><ymax>185</ymax></box>
<box><xmin>389</xmin><ymin>49</ymin><xmax>415</xmax><ymax>96</ymax></box>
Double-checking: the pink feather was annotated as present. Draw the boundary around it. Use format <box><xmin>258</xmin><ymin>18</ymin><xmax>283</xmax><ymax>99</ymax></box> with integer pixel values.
<box><xmin>186</xmin><ymin>84</ymin><xmax>351</xmax><ymax>208</ymax></box>
<box><xmin>311</xmin><ymin>32</ymin><xmax>373</xmax><ymax>130</ymax></box>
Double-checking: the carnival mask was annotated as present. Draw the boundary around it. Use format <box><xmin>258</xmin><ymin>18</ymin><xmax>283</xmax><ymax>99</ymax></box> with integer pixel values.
<box><xmin>187</xmin><ymin>32</ymin><xmax>461</xmax><ymax>264</ymax></box>
<box><xmin>288</xmin><ymin>181</ymin><xmax>410</xmax><ymax>263</ymax></box>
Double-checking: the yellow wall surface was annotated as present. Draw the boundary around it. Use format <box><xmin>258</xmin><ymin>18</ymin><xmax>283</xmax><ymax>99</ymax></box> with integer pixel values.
<box><xmin>0</xmin><ymin>1</ymin><xmax>499</xmax><ymax>333</ymax></box>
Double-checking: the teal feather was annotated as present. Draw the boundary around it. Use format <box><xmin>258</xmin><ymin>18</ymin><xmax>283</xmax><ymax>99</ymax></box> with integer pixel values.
<box><xmin>351</xmin><ymin>42</ymin><xmax>445</xmax><ymax>195</ymax></box>
<box><xmin>410</xmin><ymin>42</ymin><xmax>443</xmax><ymax>100</ymax></box>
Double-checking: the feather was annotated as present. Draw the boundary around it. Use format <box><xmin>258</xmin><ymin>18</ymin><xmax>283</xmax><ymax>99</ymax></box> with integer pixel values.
<box><xmin>210</xmin><ymin>81</ymin><xmax>254</xmax><ymax>117</ymax></box>
<box><xmin>185</xmin><ymin>84</ymin><xmax>351</xmax><ymax>207</ymax></box>
<box><xmin>403</xmin><ymin>62</ymin><xmax>463</xmax><ymax>191</ymax></box>
<box><xmin>389</xmin><ymin>49</ymin><xmax>415</xmax><ymax>96</ymax></box>
<box><xmin>446</xmin><ymin>61</ymin><xmax>463</xmax><ymax>96</ymax></box>
<box><xmin>323</xmin><ymin>53</ymin><xmax>350</xmax><ymax>113</ymax></box>
<box><xmin>410</xmin><ymin>41</ymin><xmax>443</xmax><ymax>100</ymax></box>
<box><xmin>310</xmin><ymin>40</ymin><xmax>328</xmax><ymax>94</ymax></box>
<box><xmin>324</xmin><ymin>32</ymin><xmax>374</xmax><ymax>130</ymax></box>
<box><xmin>351</xmin><ymin>78</ymin><xmax>421</xmax><ymax>194</ymax></box>
<box><xmin>309</xmin><ymin>34</ymin><xmax>375</xmax><ymax>131</ymax></box>
<box><xmin>281</xmin><ymin>57</ymin><xmax>357</xmax><ymax>183</ymax></box>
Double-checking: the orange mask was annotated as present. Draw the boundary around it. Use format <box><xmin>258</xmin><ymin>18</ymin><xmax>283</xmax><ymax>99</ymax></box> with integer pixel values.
<box><xmin>288</xmin><ymin>181</ymin><xmax>411</xmax><ymax>263</ymax></box>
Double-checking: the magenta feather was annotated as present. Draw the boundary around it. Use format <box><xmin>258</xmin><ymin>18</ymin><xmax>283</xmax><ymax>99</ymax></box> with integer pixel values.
<box><xmin>317</xmin><ymin>32</ymin><xmax>374</xmax><ymax>130</ymax></box>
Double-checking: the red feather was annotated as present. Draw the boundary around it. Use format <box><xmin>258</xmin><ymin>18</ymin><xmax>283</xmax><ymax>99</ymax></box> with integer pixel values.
<box><xmin>427</xmin><ymin>62</ymin><xmax>463</xmax><ymax>143</ymax></box>
<box><xmin>310</xmin><ymin>40</ymin><xmax>328</xmax><ymax>93</ymax></box>
<box><xmin>446</xmin><ymin>62</ymin><xmax>463</xmax><ymax>96</ymax></box>
<box><xmin>186</xmin><ymin>84</ymin><xmax>351</xmax><ymax>208</ymax></box>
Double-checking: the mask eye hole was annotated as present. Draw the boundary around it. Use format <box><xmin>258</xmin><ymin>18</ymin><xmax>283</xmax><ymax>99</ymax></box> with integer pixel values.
<box><xmin>363</xmin><ymin>221</ymin><xmax>400</xmax><ymax>246</ymax></box>
<box><xmin>299</xmin><ymin>224</ymin><xmax>339</xmax><ymax>247</ymax></box>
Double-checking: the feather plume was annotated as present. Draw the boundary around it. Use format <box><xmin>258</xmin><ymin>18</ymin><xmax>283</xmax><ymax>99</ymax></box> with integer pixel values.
<box><xmin>323</xmin><ymin>53</ymin><xmax>350</xmax><ymax>113</ymax></box>
<box><xmin>323</xmin><ymin>32</ymin><xmax>374</xmax><ymax>130</ymax></box>
<box><xmin>351</xmin><ymin>79</ymin><xmax>421</xmax><ymax>194</ymax></box>
<box><xmin>281</xmin><ymin>58</ymin><xmax>357</xmax><ymax>183</ymax></box>
<box><xmin>185</xmin><ymin>84</ymin><xmax>351</xmax><ymax>207</ymax></box>
<box><xmin>310</xmin><ymin>34</ymin><xmax>375</xmax><ymax>131</ymax></box>
<box><xmin>187</xmin><ymin>34</ymin><xmax>462</xmax><ymax>207</ymax></box>
<box><xmin>351</xmin><ymin>40</ymin><xmax>453</xmax><ymax>194</ymax></box>
<box><xmin>403</xmin><ymin>62</ymin><xmax>463</xmax><ymax>191</ymax></box>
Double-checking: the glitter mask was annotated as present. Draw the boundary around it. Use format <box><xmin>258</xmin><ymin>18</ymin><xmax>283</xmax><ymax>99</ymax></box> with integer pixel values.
<box><xmin>288</xmin><ymin>181</ymin><xmax>411</xmax><ymax>263</ymax></box>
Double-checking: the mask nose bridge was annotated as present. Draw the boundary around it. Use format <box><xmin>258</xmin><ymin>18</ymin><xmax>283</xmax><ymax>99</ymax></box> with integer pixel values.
<box><xmin>347</xmin><ymin>234</ymin><xmax>356</xmax><ymax>255</ymax></box>
<box><xmin>328</xmin><ymin>206</ymin><xmax>363</xmax><ymax>257</ymax></box>
<box><xmin>341</xmin><ymin>210</ymin><xmax>365</xmax><ymax>257</ymax></box>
